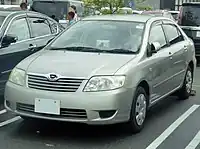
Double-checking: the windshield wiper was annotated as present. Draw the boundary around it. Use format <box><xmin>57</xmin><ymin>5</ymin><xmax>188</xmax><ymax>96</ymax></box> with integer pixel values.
<box><xmin>49</xmin><ymin>47</ymin><xmax>136</xmax><ymax>54</ymax></box>
<box><xmin>108</xmin><ymin>48</ymin><xmax>136</xmax><ymax>54</ymax></box>
<box><xmin>49</xmin><ymin>46</ymin><xmax>101</xmax><ymax>52</ymax></box>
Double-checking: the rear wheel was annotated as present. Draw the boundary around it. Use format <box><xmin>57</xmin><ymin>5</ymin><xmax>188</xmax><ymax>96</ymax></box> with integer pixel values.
<box><xmin>126</xmin><ymin>86</ymin><xmax>148</xmax><ymax>133</ymax></box>
<box><xmin>176</xmin><ymin>66</ymin><xmax>193</xmax><ymax>100</ymax></box>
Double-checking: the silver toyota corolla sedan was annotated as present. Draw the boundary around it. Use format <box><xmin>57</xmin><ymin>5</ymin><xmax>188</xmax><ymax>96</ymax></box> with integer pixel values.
<box><xmin>4</xmin><ymin>15</ymin><xmax>196</xmax><ymax>133</ymax></box>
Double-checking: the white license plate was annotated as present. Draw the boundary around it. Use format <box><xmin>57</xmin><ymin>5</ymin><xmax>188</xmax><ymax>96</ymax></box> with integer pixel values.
<box><xmin>196</xmin><ymin>31</ymin><xmax>200</xmax><ymax>37</ymax></box>
<box><xmin>34</xmin><ymin>98</ymin><xmax>60</xmax><ymax>115</ymax></box>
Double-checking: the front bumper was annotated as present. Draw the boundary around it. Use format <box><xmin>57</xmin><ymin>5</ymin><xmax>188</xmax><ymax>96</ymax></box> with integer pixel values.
<box><xmin>4</xmin><ymin>81</ymin><xmax>135</xmax><ymax>125</ymax></box>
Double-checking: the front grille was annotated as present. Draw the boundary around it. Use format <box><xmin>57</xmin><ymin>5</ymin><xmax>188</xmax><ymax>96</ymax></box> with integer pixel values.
<box><xmin>28</xmin><ymin>74</ymin><xmax>84</xmax><ymax>92</ymax></box>
<box><xmin>17</xmin><ymin>103</ymin><xmax>34</xmax><ymax>113</ymax></box>
<box><xmin>16</xmin><ymin>103</ymin><xmax>87</xmax><ymax>119</ymax></box>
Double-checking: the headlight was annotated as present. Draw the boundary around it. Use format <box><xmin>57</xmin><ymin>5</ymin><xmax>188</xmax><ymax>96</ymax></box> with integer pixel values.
<box><xmin>84</xmin><ymin>76</ymin><xmax>125</xmax><ymax>92</ymax></box>
<box><xmin>8</xmin><ymin>68</ymin><xmax>25</xmax><ymax>86</ymax></box>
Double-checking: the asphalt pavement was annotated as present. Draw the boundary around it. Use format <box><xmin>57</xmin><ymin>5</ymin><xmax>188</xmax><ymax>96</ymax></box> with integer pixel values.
<box><xmin>1</xmin><ymin>68</ymin><xmax>200</xmax><ymax>149</ymax></box>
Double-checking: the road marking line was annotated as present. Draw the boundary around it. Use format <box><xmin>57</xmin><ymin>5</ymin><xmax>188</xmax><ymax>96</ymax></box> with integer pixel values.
<box><xmin>185</xmin><ymin>130</ymin><xmax>200</xmax><ymax>149</ymax></box>
<box><xmin>0</xmin><ymin>116</ymin><xmax>21</xmax><ymax>127</ymax></box>
<box><xmin>146</xmin><ymin>104</ymin><xmax>200</xmax><ymax>149</ymax></box>
<box><xmin>0</xmin><ymin>109</ymin><xmax>6</xmax><ymax>115</ymax></box>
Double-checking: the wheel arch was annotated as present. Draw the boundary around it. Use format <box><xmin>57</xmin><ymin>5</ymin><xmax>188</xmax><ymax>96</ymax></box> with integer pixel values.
<box><xmin>137</xmin><ymin>80</ymin><xmax>150</xmax><ymax>106</ymax></box>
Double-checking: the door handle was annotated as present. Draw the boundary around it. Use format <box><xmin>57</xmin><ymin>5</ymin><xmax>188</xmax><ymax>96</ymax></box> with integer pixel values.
<box><xmin>169</xmin><ymin>52</ymin><xmax>173</xmax><ymax>60</ymax></box>
<box><xmin>29</xmin><ymin>44</ymin><xmax>37</xmax><ymax>49</ymax></box>
<box><xmin>28</xmin><ymin>44</ymin><xmax>37</xmax><ymax>51</ymax></box>
<box><xmin>184</xmin><ymin>45</ymin><xmax>188</xmax><ymax>51</ymax></box>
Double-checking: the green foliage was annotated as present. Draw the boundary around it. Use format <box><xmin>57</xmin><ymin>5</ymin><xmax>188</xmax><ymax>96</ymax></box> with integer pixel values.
<box><xmin>116</xmin><ymin>9</ymin><xmax>133</xmax><ymax>14</ymax></box>
<box><xmin>136</xmin><ymin>5</ymin><xmax>153</xmax><ymax>10</ymax></box>
<box><xmin>83</xmin><ymin>0</ymin><xmax>125</xmax><ymax>14</ymax></box>
<box><xmin>83</xmin><ymin>0</ymin><xmax>151</xmax><ymax>15</ymax></box>
<box><xmin>84</xmin><ymin>6</ymin><xmax>96</xmax><ymax>16</ymax></box>
<box><xmin>101</xmin><ymin>9</ymin><xmax>112</xmax><ymax>14</ymax></box>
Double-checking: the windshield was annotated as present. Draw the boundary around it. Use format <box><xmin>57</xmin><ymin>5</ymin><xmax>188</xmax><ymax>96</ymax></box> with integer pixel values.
<box><xmin>31</xmin><ymin>1</ymin><xmax>69</xmax><ymax>20</ymax></box>
<box><xmin>50</xmin><ymin>20</ymin><xmax>144</xmax><ymax>54</ymax></box>
<box><xmin>182</xmin><ymin>5</ymin><xmax>200</xmax><ymax>26</ymax></box>
<box><xmin>0</xmin><ymin>16</ymin><xmax>5</xmax><ymax>27</ymax></box>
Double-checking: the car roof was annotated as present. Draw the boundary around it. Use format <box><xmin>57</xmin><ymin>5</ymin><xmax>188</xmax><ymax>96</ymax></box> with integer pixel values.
<box><xmin>0</xmin><ymin>11</ymin><xmax>29</xmax><ymax>18</ymax></box>
<box><xmin>0</xmin><ymin>10</ymin><xmax>51</xmax><ymax>19</ymax></box>
<box><xmin>0</xmin><ymin>11</ymin><xmax>13</xmax><ymax>17</ymax></box>
<box><xmin>182</xmin><ymin>2</ymin><xmax>200</xmax><ymax>6</ymax></box>
<box><xmin>82</xmin><ymin>14</ymin><xmax>154</xmax><ymax>23</ymax></box>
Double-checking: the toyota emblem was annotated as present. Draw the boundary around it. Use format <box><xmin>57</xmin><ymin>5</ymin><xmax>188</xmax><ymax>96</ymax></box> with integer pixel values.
<box><xmin>47</xmin><ymin>73</ymin><xmax>59</xmax><ymax>81</ymax></box>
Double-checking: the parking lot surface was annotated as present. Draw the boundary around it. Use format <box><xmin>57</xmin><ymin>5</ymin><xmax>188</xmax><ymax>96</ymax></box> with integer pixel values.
<box><xmin>1</xmin><ymin>68</ymin><xmax>200</xmax><ymax>149</ymax></box>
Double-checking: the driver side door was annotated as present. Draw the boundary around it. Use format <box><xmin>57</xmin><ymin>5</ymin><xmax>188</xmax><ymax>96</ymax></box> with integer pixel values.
<box><xmin>0</xmin><ymin>16</ymin><xmax>32</xmax><ymax>93</ymax></box>
<box><xmin>148</xmin><ymin>21</ymin><xmax>173</xmax><ymax>102</ymax></box>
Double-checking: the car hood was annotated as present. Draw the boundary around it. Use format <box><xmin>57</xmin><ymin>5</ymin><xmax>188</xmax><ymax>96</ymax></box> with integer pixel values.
<box><xmin>20</xmin><ymin>50</ymin><xmax>135</xmax><ymax>78</ymax></box>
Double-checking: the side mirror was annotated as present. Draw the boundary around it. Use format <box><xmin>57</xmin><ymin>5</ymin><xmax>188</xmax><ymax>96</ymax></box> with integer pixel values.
<box><xmin>1</xmin><ymin>34</ymin><xmax>18</xmax><ymax>47</ymax></box>
<box><xmin>147</xmin><ymin>42</ymin><xmax>161</xmax><ymax>56</ymax></box>
<box><xmin>151</xmin><ymin>42</ymin><xmax>161</xmax><ymax>52</ymax></box>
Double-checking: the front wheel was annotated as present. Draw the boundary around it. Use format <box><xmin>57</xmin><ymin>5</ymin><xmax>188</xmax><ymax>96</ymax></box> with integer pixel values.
<box><xmin>176</xmin><ymin>66</ymin><xmax>193</xmax><ymax>100</ymax></box>
<box><xmin>126</xmin><ymin>86</ymin><xmax>148</xmax><ymax>133</ymax></box>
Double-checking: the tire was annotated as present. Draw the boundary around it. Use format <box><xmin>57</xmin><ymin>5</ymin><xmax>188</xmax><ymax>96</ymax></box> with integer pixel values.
<box><xmin>126</xmin><ymin>86</ymin><xmax>148</xmax><ymax>133</ymax></box>
<box><xmin>176</xmin><ymin>66</ymin><xmax>193</xmax><ymax>100</ymax></box>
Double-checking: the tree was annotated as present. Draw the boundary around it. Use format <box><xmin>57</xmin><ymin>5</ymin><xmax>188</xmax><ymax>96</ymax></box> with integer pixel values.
<box><xmin>135</xmin><ymin>0</ymin><xmax>152</xmax><ymax>10</ymax></box>
<box><xmin>83</xmin><ymin>0</ymin><xmax>125</xmax><ymax>14</ymax></box>
<box><xmin>136</xmin><ymin>5</ymin><xmax>153</xmax><ymax>10</ymax></box>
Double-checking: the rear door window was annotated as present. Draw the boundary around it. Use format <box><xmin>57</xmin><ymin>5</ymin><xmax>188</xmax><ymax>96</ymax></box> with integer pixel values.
<box><xmin>47</xmin><ymin>19</ymin><xmax>58</xmax><ymax>34</ymax></box>
<box><xmin>162</xmin><ymin>24</ymin><xmax>184</xmax><ymax>45</ymax></box>
<box><xmin>149</xmin><ymin>22</ymin><xmax>167</xmax><ymax>49</ymax></box>
<box><xmin>28</xmin><ymin>17</ymin><xmax>51</xmax><ymax>37</ymax></box>
<box><xmin>182</xmin><ymin>5</ymin><xmax>200</xmax><ymax>26</ymax></box>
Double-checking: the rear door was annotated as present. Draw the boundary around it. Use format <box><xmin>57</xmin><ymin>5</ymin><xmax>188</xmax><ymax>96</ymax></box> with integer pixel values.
<box><xmin>162</xmin><ymin>20</ymin><xmax>188</xmax><ymax>89</ymax></box>
<box><xmin>179</xmin><ymin>4</ymin><xmax>200</xmax><ymax>57</ymax></box>
<box><xmin>0</xmin><ymin>16</ymin><xmax>32</xmax><ymax>92</ymax></box>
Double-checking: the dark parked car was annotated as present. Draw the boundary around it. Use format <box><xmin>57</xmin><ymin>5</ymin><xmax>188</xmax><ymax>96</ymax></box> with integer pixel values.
<box><xmin>178</xmin><ymin>2</ymin><xmax>200</xmax><ymax>60</ymax></box>
<box><xmin>0</xmin><ymin>11</ymin><xmax>64</xmax><ymax>95</ymax></box>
